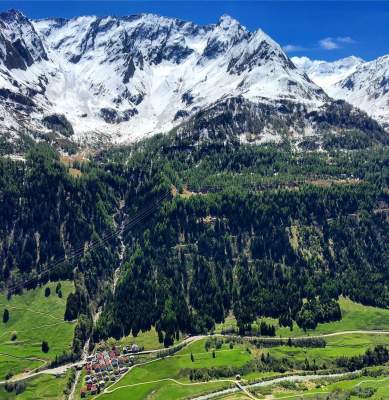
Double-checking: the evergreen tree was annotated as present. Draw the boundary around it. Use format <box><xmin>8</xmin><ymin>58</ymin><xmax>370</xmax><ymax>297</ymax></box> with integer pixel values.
<box><xmin>55</xmin><ymin>283</ymin><xmax>61</xmax><ymax>294</ymax></box>
<box><xmin>41</xmin><ymin>341</ymin><xmax>49</xmax><ymax>353</ymax></box>
<box><xmin>3</xmin><ymin>309</ymin><xmax>9</xmax><ymax>323</ymax></box>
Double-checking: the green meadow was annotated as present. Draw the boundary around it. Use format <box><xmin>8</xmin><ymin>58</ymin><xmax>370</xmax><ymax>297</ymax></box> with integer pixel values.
<box><xmin>268</xmin><ymin>333</ymin><xmax>389</xmax><ymax>366</ymax></box>
<box><xmin>0</xmin><ymin>281</ymin><xmax>76</xmax><ymax>379</ymax></box>
<box><xmin>96</xmin><ymin>333</ymin><xmax>389</xmax><ymax>400</ymax></box>
<box><xmin>1</xmin><ymin>289</ymin><xmax>389</xmax><ymax>400</ymax></box>
<box><xmin>116</xmin><ymin>327</ymin><xmax>165</xmax><ymax>350</ymax></box>
<box><xmin>216</xmin><ymin>297</ymin><xmax>389</xmax><ymax>338</ymax></box>
<box><xmin>216</xmin><ymin>372</ymin><xmax>389</xmax><ymax>400</ymax></box>
<box><xmin>97</xmin><ymin>338</ymin><xmax>255</xmax><ymax>400</ymax></box>
<box><xmin>0</xmin><ymin>371</ymin><xmax>71</xmax><ymax>400</ymax></box>
<box><xmin>267</xmin><ymin>372</ymin><xmax>389</xmax><ymax>400</ymax></box>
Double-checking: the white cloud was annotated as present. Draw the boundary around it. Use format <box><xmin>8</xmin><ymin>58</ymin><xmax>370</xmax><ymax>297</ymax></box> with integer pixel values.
<box><xmin>319</xmin><ymin>36</ymin><xmax>355</xmax><ymax>50</ymax></box>
<box><xmin>319</xmin><ymin>37</ymin><xmax>339</xmax><ymax>50</ymax></box>
<box><xmin>337</xmin><ymin>36</ymin><xmax>355</xmax><ymax>44</ymax></box>
<box><xmin>284</xmin><ymin>36</ymin><xmax>356</xmax><ymax>53</ymax></box>
<box><xmin>283</xmin><ymin>44</ymin><xmax>307</xmax><ymax>52</ymax></box>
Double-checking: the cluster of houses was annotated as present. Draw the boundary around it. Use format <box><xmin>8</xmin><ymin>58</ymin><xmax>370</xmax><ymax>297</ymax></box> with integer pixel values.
<box><xmin>80</xmin><ymin>344</ymin><xmax>140</xmax><ymax>397</ymax></box>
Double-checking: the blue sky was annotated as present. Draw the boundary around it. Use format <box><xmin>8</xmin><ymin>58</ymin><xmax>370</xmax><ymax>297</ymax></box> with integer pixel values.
<box><xmin>2</xmin><ymin>1</ymin><xmax>388</xmax><ymax>61</ymax></box>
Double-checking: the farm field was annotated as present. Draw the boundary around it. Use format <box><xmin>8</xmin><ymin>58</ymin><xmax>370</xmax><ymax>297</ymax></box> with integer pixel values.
<box><xmin>0</xmin><ymin>281</ymin><xmax>76</xmax><ymax>379</ymax></box>
<box><xmin>216</xmin><ymin>297</ymin><xmax>389</xmax><ymax>338</ymax></box>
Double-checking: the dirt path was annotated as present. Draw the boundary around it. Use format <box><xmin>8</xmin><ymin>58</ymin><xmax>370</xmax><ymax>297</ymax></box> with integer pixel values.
<box><xmin>236</xmin><ymin>381</ymin><xmax>261</xmax><ymax>400</ymax></box>
<box><xmin>104</xmin><ymin>377</ymin><xmax>236</xmax><ymax>394</ymax></box>
<box><xmin>355</xmin><ymin>376</ymin><xmax>389</xmax><ymax>387</ymax></box>
<box><xmin>276</xmin><ymin>391</ymin><xmax>330</xmax><ymax>399</ymax></box>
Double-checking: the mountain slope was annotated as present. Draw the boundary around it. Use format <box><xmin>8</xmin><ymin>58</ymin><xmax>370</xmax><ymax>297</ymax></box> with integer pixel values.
<box><xmin>291</xmin><ymin>56</ymin><xmax>364</xmax><ymax>88</ymax></box>
<box><xmin>0</xmin><ymin>10</ymin><xmax>325</xmax><ymax>146</ymax></box>
<box><xmin>0</xmin><ymin>9</ymin><xmax>387</xmax><ymax>150</ymax></box>
<box><xmin>294</xmin><ymin>55</ymin><xmax>389</xmax><ymax>128</ymax></box>
<box><xmin>330</xmin><ymin>56</ymin><xmax>389</xmax><ymax>128</ymax></box>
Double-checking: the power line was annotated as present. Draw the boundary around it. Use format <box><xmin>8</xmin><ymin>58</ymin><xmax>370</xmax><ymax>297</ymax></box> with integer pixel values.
<box><xmin>7</xmin><ymin>191</ymin><xmax>170</xmax><ymax>293</ymax></box>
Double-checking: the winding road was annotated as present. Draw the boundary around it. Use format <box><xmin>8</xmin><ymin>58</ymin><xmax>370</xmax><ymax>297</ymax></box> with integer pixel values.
<box><xmin>1</xmin><ymin>330</ymin><xmax>388</xmax><ymax>389</ymax></box>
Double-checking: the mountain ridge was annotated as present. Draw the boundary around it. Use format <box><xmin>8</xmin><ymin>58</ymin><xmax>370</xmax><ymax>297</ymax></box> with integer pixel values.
<box><xmin>0</xmin><ymin>9</ymin><xmax>387</xmax><ymax>152</ymax></box>
<box><xmin>294</xmin><ymin>55</ymin><xmax>389</xmax><ymax>128</ymax></box>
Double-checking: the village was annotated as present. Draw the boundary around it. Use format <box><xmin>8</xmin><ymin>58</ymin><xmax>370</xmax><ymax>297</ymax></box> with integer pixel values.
<box><xmin>79</xmin><ymin>343</ymin><xmax>141</xmax><ymax>397</ymax></box>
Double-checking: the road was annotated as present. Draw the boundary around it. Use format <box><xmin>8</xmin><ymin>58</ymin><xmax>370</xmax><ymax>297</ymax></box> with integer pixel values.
<box><xmin>93</xmin><ymin>330</ymin><xmax>389</xmax><ymax>399</ymax></box>
<box><xmin>190</xmin><ymin>370</ymin><xmax>366</xmax><ymax>400</ymax></box>
<box><xmin>1</xmin><ymin>330</ymin><xmax>388</xmax><ymax>386</ymax></box>
<box><xmin>68</xmin><ymin>339</ymin><xmax>90</xmax><ymax>400</ymax></box>
<box><xmin>217</xmin><ymin>330</ymin><xmax>389</xmax><ymax>341</ymax></box>
<box><xmin>0</xmin><ymin>360</ymin><xmax>84</xmax><ymax>385</ymax></box>
<box><xmin>97</xmin><ymin>367</ymin><xmax>370</xmax><ymax>400</ymax></box>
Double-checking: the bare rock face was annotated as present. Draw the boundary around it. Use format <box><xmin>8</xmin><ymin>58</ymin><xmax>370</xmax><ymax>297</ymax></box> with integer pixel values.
<box><xmin>0</xmin><ymin>9</ymin><xmax>47</xmax><ymax>70</ymax></box>
<box><xmin>42</xmin><ymin>114</ymin><xmax>74</xmax><ymax>137</ymax></box>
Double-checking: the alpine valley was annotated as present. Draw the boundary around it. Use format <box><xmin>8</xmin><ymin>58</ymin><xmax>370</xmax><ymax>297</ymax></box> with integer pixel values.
<box><xmin>1</xmin><ymin>8</ymin><xmax>389</xmax><ymax>400</ymax></box>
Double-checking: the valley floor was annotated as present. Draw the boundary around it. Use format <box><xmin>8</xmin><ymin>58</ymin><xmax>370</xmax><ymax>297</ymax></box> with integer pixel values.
<box><xmin>1</xmin><ymin>291</ymin><xmax>389</xmax><ymax>400</ymax></box>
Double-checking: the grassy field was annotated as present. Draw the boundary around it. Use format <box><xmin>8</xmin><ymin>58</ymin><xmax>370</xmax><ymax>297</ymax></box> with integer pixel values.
<box><xmin>0</xmin><ymin>371</ymin><xmax>71</xmax><ymax>399</ymax></box>
<box><xmin>215</xmin><ymin>373</ymin><xmax>389</xmax><ymax>400</ymax></box>
<box><xmin>92</xmin><ymin>297</ymin><xmax>389</xmax><ymax>400</ymax></box>
<box><xmin>267</xmin><ymin>372</ymin><xmax>389</xmax><ymax>400</ymax></box>
<box><xmin>0</xmin><ymin>288</ymin><xmax>387</xmax><ymax>400</ymax></box>
<box><xmin>104</xmin><ymin>326</ymin><xmax>187</xmax><ymax>351</ymax></box>
<box><xmin>96</xmin><ymin>338</ymin><xmax>257</xmax><ymax>400</ymax></box>
<box><xmin>268</xmin><ymin>333</ymin><xmax>389</xmax><ymax>366</ymax></box>
<box><xmin>0</xmin><ymin>281</ymin><xmax>76</xmax><ymax>379</ymax></box>
<box><xmin>216</xmin><ymin>297</ymin><xmax>389</xmax><ymax>337</ymax></box>
<box><xmin>95</xmin><ymin>333</ymin><xmax>389</xmax><ymax>400</ymax></box>
<box><xmin>116</xmin><ymin>327</ymin><xmax>165</xmax><ymax>350</ymax></box>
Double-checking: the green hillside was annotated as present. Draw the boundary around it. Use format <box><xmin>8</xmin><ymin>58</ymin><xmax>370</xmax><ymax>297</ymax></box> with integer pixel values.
<box><xmin>0</xmin><ymin>281</ymin><xmax>75</xmax><ymax>379</ymax></box>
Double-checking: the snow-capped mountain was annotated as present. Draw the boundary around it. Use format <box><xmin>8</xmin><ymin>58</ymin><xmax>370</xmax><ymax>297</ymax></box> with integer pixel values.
<box><xmin>0</xmin><ymin>9</ymin><xmax>386</xmax><ymax>150</ymax></box>
<box><xmin>294</xmin><ymin>55</ymin><xmax>389</xmax><ymax>128</ymax></box>
<box><xmin>292</xmin><ymin>56</ymin><xmax>364</xmax><ymax>88</ymax></box>
<box><xmin>0</xmin><ymin>9</ymin><xmax>326</xmax><ymax>145</ymax></box>
<box><xmin>330</xmin><ymin>56</ymin><xmax>389</xmax><ymax>128</ymax></box>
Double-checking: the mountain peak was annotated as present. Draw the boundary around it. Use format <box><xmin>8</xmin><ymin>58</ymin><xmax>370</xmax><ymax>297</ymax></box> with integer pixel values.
<box><xmin>0</xmin><ymin>8</ymin><xmax>27</xmax><ymax>21</ymax></box>
<box><xmin>218</xmin><ymin>14</ymin><xmax>241</xmax><ymax>28</ymax></box>
<box><xmin>292</xmin><ymin>55</ymin><xmax>364</xmax><ymax>88</ymax></box>
<box><xmin>0</xmin><ymin>8</ymin><xmax>48</xmax><ymax>70</ymax></box>
<box><xmin>0</xmin><ymin>8</ymin><xmax>375</xmax><ymax>146</ymax></box>
<box><xmin>344</xmin><ymin>55</ymin><xmax>364</xmax><ymax>63</ymax></box>
<box><xmin>294</xmin><ymin>54</ymin><xmax>388</xmax><ymax>128</ymax></box>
